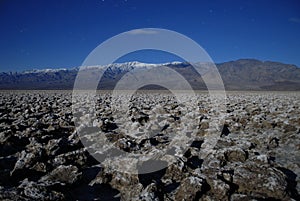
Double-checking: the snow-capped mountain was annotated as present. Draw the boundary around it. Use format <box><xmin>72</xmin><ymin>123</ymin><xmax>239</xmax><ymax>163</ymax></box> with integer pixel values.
<box><xmin>79</xmin><ymin>61</ymin><xmax>190</xmax><ymax>71</ymax></box>
<box><xmin>22</xmin><ymin>68</ymin><xmax>69</xmax><ymax>74</ymax></box>
<box><xmin>1</xmin><ymin>60</ymin><xmax>300</xmax><ymax>90</ymax></box>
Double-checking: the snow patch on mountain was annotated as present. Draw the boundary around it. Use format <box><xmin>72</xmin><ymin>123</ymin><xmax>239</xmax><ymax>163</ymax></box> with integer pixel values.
<box><xmin>66</xmin><ymin>61</ymin><xmax>186</xmax><ymax>73</ymax></box>
<box><xmin>23</xmin><ymin>68</ymin><xmax>68</xmax><ymax>74</ymax></box>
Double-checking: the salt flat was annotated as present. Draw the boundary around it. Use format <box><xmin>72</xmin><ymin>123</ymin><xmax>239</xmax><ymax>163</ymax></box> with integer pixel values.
<box><xmin>0</xmin><ymin>90</ymin><xmax>299</xmax><ymax>200</ymax></box>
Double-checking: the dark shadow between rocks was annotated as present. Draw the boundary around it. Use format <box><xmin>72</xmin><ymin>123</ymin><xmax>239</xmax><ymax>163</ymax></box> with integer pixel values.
<box><xmin>186</xmin><ymin>156</ymin><xmax>203</xmax><ymax>169</ymax></box>
<box><xmin>276</xmin><ymin>166</ymin><xmax>300</xmax><ymax>200</ymax></box>
<box><xmin>217</xmin><ymin>169</ymin><xmax>239</xmax><ymax>200</ymax></box>
<box><xmin>255</xmin><ymin>198</ymin><xmax>281</xmax><ymax>201</ymax></box>
<box><xmin>138</xmin><ymin>160</ymin><xmax>167</xmax><ymax>187</ymax></box>
<box><xmin>195</xmin><ymin>179</ymin><xmax>211</xmax><ymax>200</ymax></box>
<box><xmin>190</xmin><ymin>140</ymin><xmax>204</xmax><ymax>149</ymax></box>
<box><xmin>221</xmin><ymin>124</ymin><xmax>230</xmax><ymax>137</ymax></box>
<box><xmin>163</xmin><ymin>182</ymin><xmax>180</xmax><ymax>193</ymax></box>
<box><xmin>10</xmin><ymin>169</ymin><xmax>46</xmax><ymax>186</ymax></box>
<box><xmin>68</xmin><ymin>183</ymin><xmax>120</xmax><ymax>201</ymax></box>
<box><xmin>67</xmin><ymin>167</ymin><xmax>120</xmax><ymax>201</ymax></box>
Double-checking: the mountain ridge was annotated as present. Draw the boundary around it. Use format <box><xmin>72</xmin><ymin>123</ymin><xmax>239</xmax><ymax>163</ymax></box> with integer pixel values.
<box><xmin>1</xmin><ymin>59</ymin><xmax>300</xmax><ymax>90</ymax></box>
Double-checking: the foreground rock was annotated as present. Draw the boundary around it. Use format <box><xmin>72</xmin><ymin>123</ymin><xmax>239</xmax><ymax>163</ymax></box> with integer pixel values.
<box><xmin>0</xmin><ymin>91</ymin><xmax>299</xmax><ymax>200</ymax></box>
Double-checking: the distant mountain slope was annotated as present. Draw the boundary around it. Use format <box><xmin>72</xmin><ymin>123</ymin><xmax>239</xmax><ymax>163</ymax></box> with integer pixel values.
<box><xmin>218</xmin><ymin>59</ymin><xmax>300</xmax><ymax>90</ymax></box>
<box><xmin>0</xmin><ymin>59</ymin><xmax>299</xmax><ymax>90</ymax></box>
<box><xmin>0</xmin><ymin>69</ymin><xmax>78</xmax><ymax>90</ymax></box>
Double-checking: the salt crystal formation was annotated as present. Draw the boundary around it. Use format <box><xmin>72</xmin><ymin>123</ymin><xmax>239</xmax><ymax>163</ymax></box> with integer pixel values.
<box><xmin>0</xmin><ymin>90</ymin><xmax>299</xmax><ymax>200</ymax></box>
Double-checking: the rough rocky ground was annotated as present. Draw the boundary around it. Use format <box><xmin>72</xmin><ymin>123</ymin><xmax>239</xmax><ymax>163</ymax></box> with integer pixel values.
<box><xmin>0</xmin><ymin>90</ymin><xmax>299</xmax><ymax>201</ymax></box>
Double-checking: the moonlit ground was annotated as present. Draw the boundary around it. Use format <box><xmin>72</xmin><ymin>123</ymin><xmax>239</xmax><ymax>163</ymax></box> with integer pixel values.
<box><xmin>0</xmin><ymin>90</ymin><xmax>299</xmax><ymax>200</ymax></box>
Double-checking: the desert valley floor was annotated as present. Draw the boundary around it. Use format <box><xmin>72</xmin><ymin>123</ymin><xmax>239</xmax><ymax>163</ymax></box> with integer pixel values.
<box><xmin>0</xmin><ymin>90</ymin><xmax>299</xmax><ymax>201</ymax></box>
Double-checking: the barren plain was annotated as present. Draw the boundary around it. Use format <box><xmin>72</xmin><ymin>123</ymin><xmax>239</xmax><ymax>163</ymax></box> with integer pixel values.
<box><xmin>0</xmin><ymin>90</ymin><xmax>299</xmax><ymax>200</ymax></box>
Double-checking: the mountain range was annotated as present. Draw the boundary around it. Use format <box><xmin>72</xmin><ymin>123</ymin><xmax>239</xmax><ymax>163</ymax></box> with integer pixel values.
<box><xmin>1</xmin><ymin>59</ymin><xmax>300</xmax><ymax>90</ymax></box>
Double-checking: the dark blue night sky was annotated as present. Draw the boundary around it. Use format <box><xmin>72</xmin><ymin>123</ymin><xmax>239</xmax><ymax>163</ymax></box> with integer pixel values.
<box><xmin>1</xmin><ymin>0</ymin><xmax>300</xmax><ymax>71</ymax></box>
